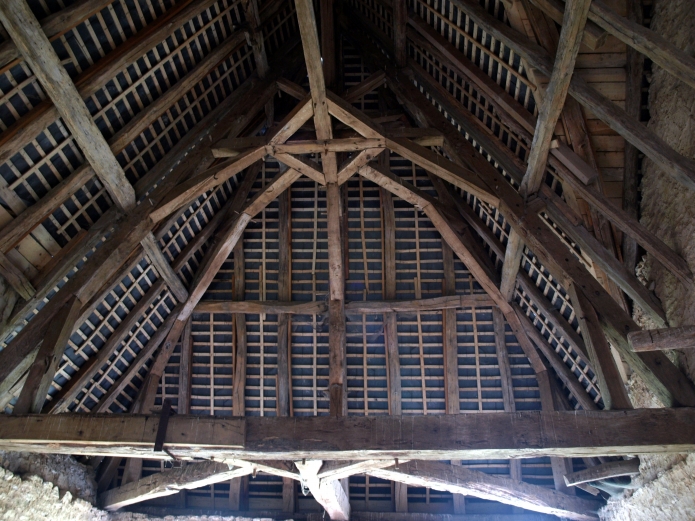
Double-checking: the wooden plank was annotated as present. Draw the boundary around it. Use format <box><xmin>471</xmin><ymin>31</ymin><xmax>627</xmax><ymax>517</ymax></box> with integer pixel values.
<box><xmin>2</xmin><ymin>409</ymin><xmax>695</xmax><ymax>459</ymax></box>
<box><xmin>141</xmin><ymin>233</ymin><xmax>189</xmax><ymax>303</ymax></box>
<box><xmin>12</xmin><ymin>295</ymin><xmax>82</xmax><ymax>414</ymax></box>
<box><xmin>369</xmin><ymin>461</ymin><xmax>600</xmax><ymax>521</ymax></box>
<box><xmin>0</xmin><ymin>0</ymin><xmax>135</xmax><ymax>210</ymax></box>
<box><xmin>567</xmin><ymin>283</ymin><xmax>632</xmax><ymax>410</ymax></box>
<box><xmin>581</xmin><ymin>0</ymin><xmax>695</xmax><ymax>91</ymax></box>
<box><xmin>628</xmin><ymin>326</ymin><xmax>695</xmax><ymax>352</ymax></box>
<box><xmin>564</xmin><ymin>458</ymin><xmax>640</xmax><ymax>487</ymax></box>
<box><xmin>519</xmin><ymin>0</ymin><xmax>592</xmax><ymax>197</ymax></box>
<box><xmin>295</xmin><ymin>461</ymin><xmax>350</xmax><ymax>521</ymax></box>
<box><xmin>99</xmin><ymin>461</ymin><xmax>252</xmax><ymax>510</ymax></box>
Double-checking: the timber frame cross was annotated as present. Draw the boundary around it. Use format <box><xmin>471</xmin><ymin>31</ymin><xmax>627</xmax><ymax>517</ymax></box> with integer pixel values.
<box><xmin>0</xmin><ymin>0</ymin><xmax>694</xmax><ymax>519</ymax></box>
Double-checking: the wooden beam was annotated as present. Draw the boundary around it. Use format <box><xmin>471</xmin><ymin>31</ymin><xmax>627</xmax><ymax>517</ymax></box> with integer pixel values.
<box><xmin>574</xmin><ymin>0</ymin><xmax>695</xmax><ymax>91</ymax></box>
<box><xmin>492</xmin><ymin>307</ymin><xmax>522</xmax><ymax>481</ymax></box>
<box><xmin>0</xmin><ymin>0</ymin><xmax>135</xmax><ymax>210</ymax></box>
<box><xmin>295</xmin><ymin>461</ymin><xmax>350</xmax><ymax>521</ymax></box>
<box><xmin>141</xmin><ymin>233</ymin><xmax>189</xmax><ymax>303</ymax></box>
<box><xmin>327</xmin><ymin>182</ymin><xmax>347</xmax><ymax>416</ymax></box>
<box><xmin>542</xmin><ymin>191</ymin><xmax>666</xmax><ymax>327</ymax></box>
<box><xmin>12</xmin><ymin>295</ymin><xmax>82</xmax><ymax>414</ymax></box>
<box><xmin>402</xmin><ymin>24</ymin><xmax>691</xmax><ymax>290</ymax></box>
<box><xmin>213</xmin><ymin>138</ymin><xmax>385</xmax><ymax>157</ymax></box>
<box><xmin>449</xmin><ymin>0</ymin><xmax>695</xmax><ymax>192</ymax></box>
<box><xmin>178</xmin><ymin>318</ymin><xmax>193</xmax><ymax>415</ymax></box>
<box><xmin>320</xmin><ymin>0</ymin><xmax>336</xmax><ymax>87</ymax></box>
<box><xmin>567</xmin><ymin>283</ymin><xmax>632</xmax><ymax>410</ymax></box>
<box><xmin>393</xmin><ymin>0</ymin><xmax>407</xmax><ymax>67</ymax></box>
<box><xmin>628</xmin><ymin>326</ymin><xmax>695</xmax><ymax>352</ymax></box>
<box><xmin>564</xmin><ymin>459</ymin><xmax>640</xmax><ymax>487</ymax></box>
<box><xmin>272</xmin><ymin>152</ymin><xmax>326</xmax><ymax>185</ymax></box>
<box><xmin>0</xmin><ymin>250</ymin><xmax>35</xmax><ymax>300</ymax></box>
<box><xmin>343</xmin><ymin>71</ymin><xmax>386</xmax><ymax>102</ymax></box>
<box><xmin>276</xmin><ymin>187</ymin><xmax>291</xmax><ymax>417</ymax></box>
<box><xmin>369</xmin><ymin>461</ymin><xmax>600</xmax><ymax>520</ymax></box>
<box><xmin>3</xmin><ymin>409</ymin><xmax>695</xmax><ymax>459</ymax></box>
<box><xmin>317</xmin><ymin>460</ymin><xmax>408</xmax><ymax>481</ymax></box>
<box><xmin>525</xmin><ymin>0</ymin><xmax>607</xmax><ymax>50</ymax></box>
<box><xmin>371</xmin><ymin>59</ymin><xmax>695</xmax><ymax>407</ymax></box>
<box><xmin>621</xmin><ymin>0</ymin><xmax>643</xmax><ymax>276</ymax></box>
<box><xmin>99</xmin><ymin>461</ymin><xmax>252</xmax><ymax>510</ymax></box>
<box><xmin>520</xmin><ymin>0</ymin><xmax>591</xmax><ymax>197</ymax></box>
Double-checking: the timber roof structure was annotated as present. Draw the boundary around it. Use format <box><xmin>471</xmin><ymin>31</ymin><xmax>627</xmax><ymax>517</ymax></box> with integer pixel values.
<box><xmin>0</xmin><ymin>0</ymin><xmax>693</xmax><ymax>519</ymax></box>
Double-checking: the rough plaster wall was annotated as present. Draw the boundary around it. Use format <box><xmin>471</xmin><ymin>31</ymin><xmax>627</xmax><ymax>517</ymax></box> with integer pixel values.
<box><xmin>0</xmin><ymin>451</ymin><xmax>97</xmax><ymax>503</ymax></box>
<box><xmin>0</xmin><ymin>461</ymin><xmax>280</xmax><ymax>521</ymax></box>
<box><xmin>599</xmin><ymin>0</ymin><xmax>695</xmax><ymax>518</ymax></box>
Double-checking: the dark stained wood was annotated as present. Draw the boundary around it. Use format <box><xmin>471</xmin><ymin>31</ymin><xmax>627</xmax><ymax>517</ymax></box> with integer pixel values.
<box><xmin>3</xmin><ymin>409</ymin><xmax>695</xmax><ymax>459</ymax></box>
<box><xmin>276</xmin><ymin>188</ymin><xmax>291</xmax><ymax>417</ymax></box>
<box><xmin>369</xmin><ymin>461</ymin><xmax>600</xmax><ymax>520</ymax></box>
<box><xmin>393</xmin><ymin>0</ymin><xmax>407</xmax><ymax>67</ymax></box>
<box><xmin>320</xmin><ymin>0</ymin><xmax>336</xmax><ymax>87</ymax></box>
<box><xmin>178</xmin><ymin>318</ymin><xmax>193</xmax><ymax>415</ymax></box>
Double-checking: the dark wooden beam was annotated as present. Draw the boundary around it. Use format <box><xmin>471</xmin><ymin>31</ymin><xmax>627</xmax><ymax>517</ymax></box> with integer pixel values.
<box><xmin>525</xmin><ymin>0</ymin><xmax>606</xmax><ymax>49</ymax></box>
<box><xmin>2</xmin><ymin>409</ymin><xmax>695</xmax><ymax>459</ymax></box>
<box><xmin>369</xmin><ymin>461</ymin><xmax>600</xmax><ymax>520</ymax></box>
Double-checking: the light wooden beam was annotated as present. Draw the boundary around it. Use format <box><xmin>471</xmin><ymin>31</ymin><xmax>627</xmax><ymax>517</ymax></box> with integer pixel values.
<box><xmin>320</xmin><ymin>0</ymin><xmax>336</xmax><ymax>87</ymax></box>
<box><xmin>369</xmin><ymin>461</ymin><xmax>600</xmax><ymax>520</ymax></box>
<box><xmin>0</xmin><ymin>0</ymin><xmax>136</xmax><ymax>210</ymax></box>
<box><xmin>99</xmin><ymin>461</ymin><xmax>252</xmax><ymax>510</ymax></box>
<box><xmin>564</xmin><ymin>459</ymin><xmax>640</xmax><ymax>487</ymax></box>
<box><xmin>520</xmin><ymin>0</ymin><xmax>591</xmax><ymax>197</ymax></box>
<box><xmin>141</xmin><ymin>233</ymin><xmax>189</xmax><ymax>304</ymax></box>
<box><xmin>295</xmin><ymin>461</ymin><xmax>350</xmax><ymax>520</ymax></box>
<box><xmin>343</xmin><ymin>70</ymin><xmax>386</xmax><ymax>102</ymax></box>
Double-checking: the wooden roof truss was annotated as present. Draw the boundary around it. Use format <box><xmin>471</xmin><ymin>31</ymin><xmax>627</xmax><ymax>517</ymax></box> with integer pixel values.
<box><xmin>0</xmin><ymin>0</ymin><xmax>693</xmax><ymax>518</ymax></box>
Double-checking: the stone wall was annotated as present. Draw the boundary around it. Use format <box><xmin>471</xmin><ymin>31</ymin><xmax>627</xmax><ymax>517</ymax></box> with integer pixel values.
<box><xmin>599</xmin><ymin>0</ymin><xmax>695</xmax><ymax>519</ymax></box>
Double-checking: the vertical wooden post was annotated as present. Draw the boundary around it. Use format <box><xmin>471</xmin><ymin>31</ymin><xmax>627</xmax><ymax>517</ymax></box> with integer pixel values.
<box><xmin>178</xmin><ymin>317</ymin><xmax>193</xmax><ymax>414</ymax></box>
<box><xmin>493</xmin><ymin>307</ymin><xmax>522</xmax><ymax>482</ymax></box>
<box><xmin>327</xmin><ymin>182</ymin><xmax>347</xmax><ymax>416</ymax></box>
<box><xmin>230</xmin><ymin>231</ymin><xmax>248</xmax><ymax>511</ymax></box>
<box><xmin>320</xmin><ymin>0</ymin><xmax>336</xmax><ymax>88</ymax></box>
<box><xmin>393</xmin><ymin>0</ymin><xmax>408</xmax><ymax>67</ymax></box>
<box><xmin>622</xmin><ymin>0</ymin><xmax>644</xmax><ymax>275</ymax></box>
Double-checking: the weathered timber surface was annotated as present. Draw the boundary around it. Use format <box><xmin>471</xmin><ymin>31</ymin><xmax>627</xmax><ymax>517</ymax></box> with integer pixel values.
<box><xmin>628</xmin><ymin>326</ymin><xmax>695</xmax><ymax>352</ymax></box>
<box><xmin>370</xmin><ymin>461</ymin><xmax>600</xmax><ymax>520</ymax></box>
<box><xmin>1</xmin><ymin>410</ymin><xmax>695</xmax><ymax>459</ymax></box>
<box><xmin>563</xmin><ymin>458</ymin><xmax>640</xmax><ymax>486</ymax></box>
